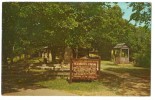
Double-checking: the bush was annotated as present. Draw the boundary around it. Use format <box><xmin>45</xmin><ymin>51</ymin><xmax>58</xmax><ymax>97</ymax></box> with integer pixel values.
<box><xmin>133</xmin><ymin>52</ymin><xmax>151</xmax><ymax>68</ymax></box>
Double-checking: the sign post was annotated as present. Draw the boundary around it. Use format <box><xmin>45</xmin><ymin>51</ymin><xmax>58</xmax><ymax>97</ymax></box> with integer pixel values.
<box><xmin>70</xmin><ymin>58</ymin><xmax>100</xmax><ymax>82</ymax></box>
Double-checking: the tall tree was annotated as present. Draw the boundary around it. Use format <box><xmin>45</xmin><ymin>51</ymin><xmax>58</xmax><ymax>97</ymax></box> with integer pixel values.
<box><xmin>2</xmin><ymin>2</ymin><xmax>151</xmax><ymax>67</ymax></box>
<box><xmin>2</xmin><ymin>3</ymin><xmax>21</xmax><ymax>64</ymax></box>
<box><xmin>129</xmin><ymin>2</ymin><xmax>151</xmax><ymax>28</ymax></box>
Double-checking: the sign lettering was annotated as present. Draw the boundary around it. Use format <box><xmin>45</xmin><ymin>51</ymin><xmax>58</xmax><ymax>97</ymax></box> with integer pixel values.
<box><xmin>70</xmin><ymin>59</ymin><xmax>100</xmax><ymax>82</ymax></box>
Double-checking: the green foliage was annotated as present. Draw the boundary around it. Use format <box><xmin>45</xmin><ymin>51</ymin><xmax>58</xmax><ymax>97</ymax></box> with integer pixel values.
<box><xmin>133</xmin><ymin>52</ymin><xmax>150</xmax><ymax>67</ymax></box>
<box><xmin>2</xmin><ymin>2</ymin><xmax>151</xmax><ymax>67</ymax></box>
<box><xmin>129</xmin><ymin>2</ymin><xmax>151</xmax><ymax>28</ymax></box>
<box><xmin>127</xmin><ymin>27</ymin><xmax>151</xmax><ymax>67</ymax></box>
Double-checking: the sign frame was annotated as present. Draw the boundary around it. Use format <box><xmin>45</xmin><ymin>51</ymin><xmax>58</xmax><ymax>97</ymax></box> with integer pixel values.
<box><xmin>70</xmin><ymin>58</ymin><xmax>100</xmax><ymax>83</ymax></box>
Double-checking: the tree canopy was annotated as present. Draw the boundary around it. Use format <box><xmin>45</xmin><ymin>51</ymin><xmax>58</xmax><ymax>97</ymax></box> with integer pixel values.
<box><xmin>129</xmin><ymin>2</ymin><xmax>151</xmax><ymax>28</ymax></box>
<box><xmin>2</xmin><ymin>2</ymin><xmax>151</xmax><ymax>67</ymax></box>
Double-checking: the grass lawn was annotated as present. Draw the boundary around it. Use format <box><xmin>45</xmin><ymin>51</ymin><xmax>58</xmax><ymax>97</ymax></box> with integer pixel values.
<box><xmin>35</xmin><ymin>79</ymin><xmax>115</xmax><ymax>96</ymax></box>
<box><xmin>2</xmin><ymin>59</ymin><xmax>150</xmax><ymax>96</ymax></box>
<box><xmin>34</xmin><ymin>61</ymin><xmax>150</xmax><ymax>96</ymax></box>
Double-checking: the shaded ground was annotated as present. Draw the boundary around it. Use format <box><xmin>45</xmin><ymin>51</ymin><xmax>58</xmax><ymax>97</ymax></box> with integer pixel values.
<box><xmin>100</xmin><ymin>61</ymin><xmax>150</xmax><ymax>96</ymax></box>
<box><xmin>2</xmin><ymin>59</ymin><xmax>150</xmax><ymax>96</ymax></box>
<box><xmin>3</xmin><ymin>88</ymin><xmax>77</xmax><ymax>96</ymax></box>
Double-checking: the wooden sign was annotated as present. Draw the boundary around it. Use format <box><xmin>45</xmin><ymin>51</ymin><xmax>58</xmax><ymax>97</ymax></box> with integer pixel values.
<box><xmin>70</xmin><ymin>59</ymin><xmax>100</xmax><ymax>82</ymax></box>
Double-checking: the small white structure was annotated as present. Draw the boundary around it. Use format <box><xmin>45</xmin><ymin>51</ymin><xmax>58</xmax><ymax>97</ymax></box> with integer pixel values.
<box><xmin>112</xmin><ymin>43</ymin><xmax>129</xmax><ymax>64</ymax></box>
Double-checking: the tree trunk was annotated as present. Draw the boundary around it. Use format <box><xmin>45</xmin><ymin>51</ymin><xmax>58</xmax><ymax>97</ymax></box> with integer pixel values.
<box><xmin>19</xmin><ymin>55</ymin><xmax>21</xmax><ymax>61</ymax></box>
<box><xmin>75</xmin><ymin>47</ymin><xmax>78</xmax><ymax>59</ymax></box>
<box><xmin>87</xmin><ymin>48</ymin><xmax>89</xmax><ymax>58</ymax></box>
<box><xmin>2</xmin><ymin>56</ymin><xmax>8</xmax><ymax>65</ymax></box>
<box><xmin>51</xmin><ymin>48</ymin><xmax>56</xmax><ymax>63</ymax></box>
<box><xmin>10</xmin><ymin>57</ymin><xmax>13</xmax><ymax>64</ymax></box>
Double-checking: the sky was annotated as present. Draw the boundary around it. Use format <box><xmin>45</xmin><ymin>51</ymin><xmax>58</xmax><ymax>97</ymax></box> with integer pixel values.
<box><xmin>117</xmin><ymin>2</ymin><xmax>132</xmax><ymax>20</ymax></box>
<box><xmin>109</xmin><ymin>2</ymin><xmax>139</xmax><ymax>26</ymax></box>
<box><xmin>116</xmin><ymin>2</ymin><xmax>139</xmax><ymax>26</ymax></box>
<box><xmin>0</xmin><ymin>1</ymin><xmax>154</xmax><ymax>100</ymax></box>
<box><xmin>117</xmin><ymin>2</ymin><xmax>147</xmax><ymax>26</ymax></box>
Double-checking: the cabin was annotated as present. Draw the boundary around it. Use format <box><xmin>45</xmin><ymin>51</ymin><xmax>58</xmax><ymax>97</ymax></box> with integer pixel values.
<box><xmin>112</xmin><ymin>43</ymin><xmax>129</xmax><ymax>64</ymax></box>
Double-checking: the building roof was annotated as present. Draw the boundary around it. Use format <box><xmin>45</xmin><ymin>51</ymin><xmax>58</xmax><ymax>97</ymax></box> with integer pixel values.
<box><xmin>114</xmin><ymin>43</ymin><xmax>129</xmax><ymax>49</ymax></box>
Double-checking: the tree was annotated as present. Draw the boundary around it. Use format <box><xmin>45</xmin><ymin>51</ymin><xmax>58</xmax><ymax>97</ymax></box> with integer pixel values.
<box><xmin>129</xmin><ymin>2</ymin><xmax>151</xmax><ymax>28</ymax></box>
<box><xmin>2</xmin><ymin>2</ymin><xmax>151</xmax><ymax>67</ymax></box>
<box><xmin>2</xmin><ymin>3</ymin><xmax>21</xmax><ymax>64</ymax></box>
<box><xmin>128</xmin><ymin>2</ymin><xmax>151</xmax><ymax>67</ymax></box>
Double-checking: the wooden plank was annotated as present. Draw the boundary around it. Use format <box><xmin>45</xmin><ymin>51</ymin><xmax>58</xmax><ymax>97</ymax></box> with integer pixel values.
<box><xmin>70</xmin><ymin>58</ymin><xmax>100</xmax><ymax>82</ymax></box>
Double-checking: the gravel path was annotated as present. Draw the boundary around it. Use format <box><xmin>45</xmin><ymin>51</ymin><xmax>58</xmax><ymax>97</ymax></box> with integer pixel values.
<box><xmin>3</xmin><ymin>88</ymin><xmax>78</xmax><ymax>96</ymax></box>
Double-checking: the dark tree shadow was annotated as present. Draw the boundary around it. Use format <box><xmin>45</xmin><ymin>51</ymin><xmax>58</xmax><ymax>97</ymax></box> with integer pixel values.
<box><xmin>99</xmin><ymin>71</ymin><xmax>124</xmax><ymax>92</ymax></box>
<box><xmin>2</xmin><ymin>63</ymin><xmax>64</xmax><ymax>94</ymax></box>
<box><xmin>99</xmin><ymin>67</ymin><xmax>150</xmax><ymax>96</ymax></box>
<box><xmin>105</xmin><ymin>67</ymin><xmax>150</xmax><ymax>79</ymax></box>
<box><xmin>2</xmin><ymin>60</ymin><xmax>151</xmax><ymax>96</ymax></box>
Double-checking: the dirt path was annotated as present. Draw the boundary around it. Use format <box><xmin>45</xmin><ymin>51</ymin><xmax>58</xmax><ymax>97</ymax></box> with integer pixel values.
<box><xmin>102</xmin><ymin>70</ymin><xmax>150</xmax><ymax>96</ymax></box>
<box><xmin>3</xmin><ymin>88</ymin><xmax>78</xmax><ymax>96</ymax></box>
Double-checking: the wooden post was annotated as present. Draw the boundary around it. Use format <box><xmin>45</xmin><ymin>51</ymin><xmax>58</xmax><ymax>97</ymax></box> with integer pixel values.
<box><xmin>98</xmin><ymin>58</ymin><xmax>101</xmax><ymax>79</ymax></box>
<box><xmin>70</xmin><ymin>59</ymin><xmax>72</xmax><ymax>83</ymax></box>
<box><xmin>128</xmin><ymin>48</ymin><xmax>129</xmax><ymax>63</ymax></box>
<box><xmin>75</xmin><ymin>47</ymin><xmax>78</xmax><ymax>59</ymax></box>
<box><xmin>114</xmin><ymin>49</ymin><xmax>116</xmax><ymax>63</ymax></box>
<box><xmin>120</xmin><ymin>48</ymin><xmax>122</xmax><ymax>64</ymax></box>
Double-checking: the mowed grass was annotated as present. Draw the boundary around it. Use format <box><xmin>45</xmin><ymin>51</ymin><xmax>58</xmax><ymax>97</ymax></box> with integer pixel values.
<box><xmin>34</xmin><ymin>61</ymin><xmax>109</xmax><ymax>94</ymax></box>
<box><xmin>101</xmin><ymin>61</ymin><xmax>150</xmax><ymax>78</ymax></box>
<box><xmin>3</xmin><ymin>57</ymin><xmax>150</xmax><ymax>96</ymax></box>
<box><xmin>101</xmin><ymin>61</ymin><xmax>137</xmax><ymax>70</ymax></box>
<box><xmin>34</xmin><ymin>61</ymin><xmax>118</xmax><ymax>95</ymax></box>
<box><xmin>36</xmin><ymin>79</ymin><xmax>102</xmax><ymax>91</ymax></box>
<box><xmin>34</xmin><ymin>60</ymin><xmax>150</xmax><ymax>96</ymax></box>
<box><xmin>35</xmin><ymin>79</ymin><xmax>114</xmax><ymax>95</ymax></box>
